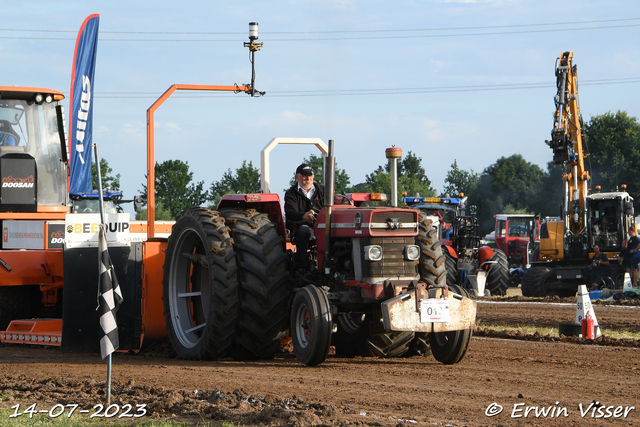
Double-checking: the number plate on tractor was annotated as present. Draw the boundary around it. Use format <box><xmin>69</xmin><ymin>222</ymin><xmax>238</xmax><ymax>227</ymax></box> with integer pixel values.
<box><xmin>420</xmin><ymin>299</ymin><xmax>450</xmax><ymax>323</ymax></box>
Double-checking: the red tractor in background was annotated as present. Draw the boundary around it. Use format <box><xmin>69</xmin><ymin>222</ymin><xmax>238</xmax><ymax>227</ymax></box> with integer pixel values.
<box><xmin>494</xmin><ymin>214</ymin><xmax>540</xmax><ymax>269</ymax></box>
<box><xmin>404</xmin><ymin>195</ymin><xmax>510</xmax><ymax>296</ymax></box>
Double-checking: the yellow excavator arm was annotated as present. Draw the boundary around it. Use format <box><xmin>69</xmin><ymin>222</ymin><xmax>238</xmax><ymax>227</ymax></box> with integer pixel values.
<box><xmin>546</xmin><ymin>51</ymin><xmax>589</xmax><ymax>238</ymax></box>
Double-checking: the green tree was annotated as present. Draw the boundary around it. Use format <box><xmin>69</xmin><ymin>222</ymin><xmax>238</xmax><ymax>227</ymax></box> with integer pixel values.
<box><xmin>288</xmin><ymin>153</ymin><xmax>351</xmax><ymax>193</ymax></box>
<box><xmin>356</xmin><ymin>151</ymin><xmax>435</xmax><ymax>204</ymax></box>
<box><xmin>584</xmin><ymin>111</ymin><xmax>640</xmax><ymax>202</ymax></box>
<box><xmin>138</xmin><ymin>160</ymin><xmax>208</xmax><ymax>219</ymax></box>
<box><xmin>91</xmin><ymin>158</ymin><xmax>121</xmax><ymax>191</ymax></box>
<box><xmin>209</xmin><ymin>160</ymin><xmax>261</xmax><ymax>206</ymax></box>
<box><xmin>134</xmin><ymin>200</ymin><xmax>173</xmax><ymax>221</ymax></box>
<box><xmin>471</xmin><ymin>154</ymin><xmax>545</xmax><ymax>234</ymax></box>
<box><xmin>442</xmin><ymin>160</ymin><xmax>479</xmax><ymax>197</ymax></box>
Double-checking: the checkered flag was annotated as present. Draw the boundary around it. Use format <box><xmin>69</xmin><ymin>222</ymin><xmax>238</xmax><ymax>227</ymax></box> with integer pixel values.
<box><xmin>97</xmin><ymin>223</ymin><xmax>123</xmax><ymax>359</ymax></box>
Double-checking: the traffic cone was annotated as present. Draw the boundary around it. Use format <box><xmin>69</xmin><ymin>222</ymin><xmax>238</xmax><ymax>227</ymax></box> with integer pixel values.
<box><xmin>575</xmin><ymin>284</ymin><xmax>601</xmax><ymax>338</ymax></box>
<box><xmin>623</xmin><ymin>272</ymin><xmax>633</xmax><ymax>291</ymax></box>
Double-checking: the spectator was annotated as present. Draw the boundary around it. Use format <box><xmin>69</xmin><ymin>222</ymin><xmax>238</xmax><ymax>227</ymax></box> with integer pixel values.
<box><xmin>627</xmin><ymin>227</ymin><xmax>640</xmax><ymax>288</ymax></box>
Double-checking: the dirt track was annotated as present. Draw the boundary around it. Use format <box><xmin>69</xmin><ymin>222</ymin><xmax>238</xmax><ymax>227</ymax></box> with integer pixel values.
<box><xmin>1</xmin><ymin>297</ymin><xmax>639</xmax><ymax>426</ymax></box>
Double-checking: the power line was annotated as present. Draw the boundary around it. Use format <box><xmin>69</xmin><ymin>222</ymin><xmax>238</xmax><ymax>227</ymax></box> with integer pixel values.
<box><xmin>0</xmin><ymin>18</ymin><xmax>638</xmax><ymax>42</ymax></box>
<box><xmin>1</xmin><ymin>17</ymin><xmax>638</xmax><ymax>35</ymax></box>
<box><xmin>87</xmin><ymin>77</ymin><xmax>640</xmax><ymax>99</ymax></box>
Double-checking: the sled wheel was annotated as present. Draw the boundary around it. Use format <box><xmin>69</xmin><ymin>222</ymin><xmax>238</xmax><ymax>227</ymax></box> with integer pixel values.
<box><xmin>429</xmin><ymin>285</ymin><xmax>472</xmax><ymax>364</ymax></box>
<box><xmin>162</xmin><ymin>208</ymin><xmax>238</xmax><ymax>360</ymax></box>
<box><xmin>291</xmin><ymin>285</ymin><xmax>332</xmax><ymax>366</ymax></box>
<box><xmin>220</xmin><ymin>208</ymin><xmax>290</xmax><ymax>360</ymax></box>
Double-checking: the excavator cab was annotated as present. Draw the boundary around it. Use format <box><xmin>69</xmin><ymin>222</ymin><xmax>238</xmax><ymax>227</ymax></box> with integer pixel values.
<box><xmin>0</xmin><ymin>88</ymin><xmax>68</xmax><ymax>213</ymax></box>
<box><xmin>587</xmin><ymin>192</ymin><xmax>634</xmax><ymax>253</ymax></box>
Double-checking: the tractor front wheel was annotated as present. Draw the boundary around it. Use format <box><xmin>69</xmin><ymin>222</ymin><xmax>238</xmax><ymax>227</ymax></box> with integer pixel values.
<box><xmin>429</xmin><ymin>285</ymin><xmax>472</xmax><ymax>364</ymax></box>
<box><xmin>291</xmin><ymin>285</ymin><xmax>332</xmax><ymax>366</ymax></box>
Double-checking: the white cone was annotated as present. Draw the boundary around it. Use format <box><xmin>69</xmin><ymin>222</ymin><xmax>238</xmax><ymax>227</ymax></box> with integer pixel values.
<box><xmin>623</xmin><ymin>272</ymin><xmax>633</xmax><ymax>291</ymax></box>
<box><xmin>575</xmin><ymin>284</ymin><xmax>601</xmax><ymax>338</ymax></box>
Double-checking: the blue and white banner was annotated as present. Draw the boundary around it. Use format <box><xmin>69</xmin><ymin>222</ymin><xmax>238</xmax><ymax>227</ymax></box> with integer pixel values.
<box><xmin>69</xmin><ymin>14</ymin><xmax>100</xmax><ymax>194</ymax></box>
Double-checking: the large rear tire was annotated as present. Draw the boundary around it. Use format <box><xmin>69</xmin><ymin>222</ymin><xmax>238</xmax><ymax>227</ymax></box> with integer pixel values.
<box><xmin>486</xmin><ymin>248</ymin><xmax>509</xmax><ymax>296</ymax></box>
<box><xmin>332</xmin><ymin>313</ymin><xmax>366</xmax><ymax>358</ymax></box>
<box><xmin>404</xmin><ymin>334</ymin><xmax>433</xmax><ymax>358</ymax></box>
<box><xmin>417</xmin><ymin>213</ymin><xmax>446</xmax><ymax>287</ymax></box>
<box><xmin>333</xmin><ymin>313</ymin><xmax>415</xmax><ymax>358</ymax></box>
<box><xmin>429</xmin><ymin>284</ymin><xmax>472</xmax><ymax>364</ymax></box>
<box><xmin>442</xmin><ymin>247</ymin><xmax>458</xmax><ymax>287</ymax></box>
<box><xmin>162</xmin><ymin>208</ymin><xmax>239</xmax><ymax>360</ymax></box>
<box><xmin>362</xmin><ymin>329</ymin><xmax>415</xmax><ymax>358</ymax></box>
<box><xmin>414</xmin><ymin>213</ymin><xmax>447</xmax><ymax>358</ymax></box>
<box><xmin>522</xmin><ymin>266</ymin><xmax>553</xmax><ymax>297</ymax></box>
<box><xmin>291</xmin><ymin>285</ymin><xmax>332</xmax><ymax>366</ymax></box>
<box><xmin>220</xmin><ymin>208</ymin><xmax>290</xmax><ymax>360</ymax></box>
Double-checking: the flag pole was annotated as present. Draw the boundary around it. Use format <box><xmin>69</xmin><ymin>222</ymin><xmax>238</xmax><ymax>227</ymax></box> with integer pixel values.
<box><xmin>93</xmin><ymin>143</ymin><xmax>112</xmax><ymax>405</ymax></box>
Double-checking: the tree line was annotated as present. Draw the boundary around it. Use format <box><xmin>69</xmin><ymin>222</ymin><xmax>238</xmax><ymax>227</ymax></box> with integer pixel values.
<box><xmin>129</xmin><ymin>111</ymin><xmax>640</xmax><ymax>235</ymax></box>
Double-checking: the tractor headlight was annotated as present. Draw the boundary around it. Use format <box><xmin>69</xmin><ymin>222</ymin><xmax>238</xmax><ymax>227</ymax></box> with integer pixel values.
<box><xmin>405</xmin><ymin>245</ymin><xmax>420</xmax><ymax>261</ymax></box>
<box><xmin>364</xmin><ymin>245</ymin><xmax>383</xmax><ymax>261</ymax></box>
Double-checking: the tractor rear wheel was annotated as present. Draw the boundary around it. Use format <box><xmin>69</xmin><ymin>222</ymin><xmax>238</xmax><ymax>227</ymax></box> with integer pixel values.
<box><xmin>404</xmin><ymin>334</ymin><xmax>433</xmax><ymax>357</ymax></box>
<box><xmin>442</xmin><ymin>247</ymin><xmax>458</xmax><ymax>287</ymax></box>
<box><xmin>417</xmin><ymin>213</ymin><xmax>446</xmax><ymax>287</ymax></box>
<box><xmin>362</xmin><ymin>329</ymin><xmax>415</xmax><ymax>358</ymax></box>
<box><xmin>162</xmin><ymin>208</ymin><xmax>238</xmax><ymax>360</ymax></box>
<box><xmin>522</xmin><ymin>266</ymin><xmax>553</xmax><ymax>297</ymax></box>
<box><xmin>220</xmin><ymin>208</ymin><xmax>290</xmax><ymax>360</ymax></box>
<box><xmin>333</xmin><ymin>313</ymin><xmax>415</xmax><ymax>358</ymax></box>
<box><xmin>429</xmin><ymin>284</ymin><xmax>473</xmax><ymax>364</ymax></box>
<box><xmin>486</xmin><ymin>248</ymin><xmax>509</xmax><ymax>296</ymax></box>
<box><xmin>332</xmin><ymin>313</ymin><xmax>367</xmax><ymax>358</ymax></box>
<box><xmin>291</xmin><ymin>285</ymin><xmax>332</xmax><ymax>366</ymax></box>
<box><xmin>414</xmin><ymin>213</ymin><xmax>447</xmax><ymax>358</ymax></box>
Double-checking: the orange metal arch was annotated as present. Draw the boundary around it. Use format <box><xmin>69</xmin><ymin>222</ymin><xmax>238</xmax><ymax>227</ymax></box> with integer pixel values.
<box><xmin>145</xmin><ymin>84</ymin><xmax>250</xmax><ymax>237</ymax></box>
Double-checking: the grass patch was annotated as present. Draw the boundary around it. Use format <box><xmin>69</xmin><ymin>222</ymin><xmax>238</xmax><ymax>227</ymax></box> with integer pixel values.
<box><xmin>476</xmin><ymin>323</ymin><xmax>640</xmax><ymax>340</ymax></box>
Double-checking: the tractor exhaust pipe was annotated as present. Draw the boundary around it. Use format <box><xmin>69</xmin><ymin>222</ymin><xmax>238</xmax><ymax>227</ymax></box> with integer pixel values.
<box><xmin>386</xmin><ymin>146</ymin><xmax>402</xmax><ymax>207</ymax></box>
<box><xmin>324</xmin><ymin>139</ymin><xmax>335</xmax><ymax>275</ymax></box>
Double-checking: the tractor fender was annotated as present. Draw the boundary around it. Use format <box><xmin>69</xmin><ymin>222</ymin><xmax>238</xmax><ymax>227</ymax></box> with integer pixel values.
<box><xmin>443</xmin><ymin>244</ymin><xmax>458</xmax><ymax>259</ymax></box>
<box><xmin>478</xmin><ymin>246</ymin><xmax>495</xmax><ymax>269</ymax></box>
<box><xmin>217</xmin><ymin>194</ymin><xmax>287</xmax><ymax>243</ymax></box>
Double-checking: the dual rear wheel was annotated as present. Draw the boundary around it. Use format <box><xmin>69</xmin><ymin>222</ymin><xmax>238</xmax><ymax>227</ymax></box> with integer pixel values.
<box><xmin>162</xmin><ymin>207</ymin><xmax>289</xmax><ymax>360</ymax></box>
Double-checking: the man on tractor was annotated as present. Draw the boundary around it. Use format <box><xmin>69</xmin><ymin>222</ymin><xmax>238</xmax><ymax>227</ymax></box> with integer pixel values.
<box><xmin>284</xmin><ymin>163</ymin><xmax>325</xmax><ymax>270</ymax></box>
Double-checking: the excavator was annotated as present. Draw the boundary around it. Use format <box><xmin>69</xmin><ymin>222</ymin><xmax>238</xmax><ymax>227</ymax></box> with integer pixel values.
<box><xmin>522</xmin><ymin>51</ymin><xmax>635</xmax><ymax>297</ymax></box>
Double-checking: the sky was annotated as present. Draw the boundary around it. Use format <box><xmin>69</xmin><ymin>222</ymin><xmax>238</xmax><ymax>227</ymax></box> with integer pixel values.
<box><xmin>4</xmin><ymin>0</ymin><xmax>640</xmax><ymax>215</ymax></box>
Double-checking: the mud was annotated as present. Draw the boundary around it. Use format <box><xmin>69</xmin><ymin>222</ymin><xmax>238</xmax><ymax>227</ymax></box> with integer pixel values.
<box><xmin>1</xmin><ymin>296</ymin><xmax>639</xmax><ymax>426</ymax></box>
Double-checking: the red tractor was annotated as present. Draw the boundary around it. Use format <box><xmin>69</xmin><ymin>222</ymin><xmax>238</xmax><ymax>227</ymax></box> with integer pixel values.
<box><xmin>493</xmin><ymin>214</ymin><xmax>540</xmax><ymax>268</ymax></box>
<box><xmin>161</xmin><ymin>142</ymin><xmax>477</xmax><ymax>366</ymax></box>
<box><xmin>403</xmin><ymin>196</ymin><xmax>510</xmax><ymax>296</ymax></box>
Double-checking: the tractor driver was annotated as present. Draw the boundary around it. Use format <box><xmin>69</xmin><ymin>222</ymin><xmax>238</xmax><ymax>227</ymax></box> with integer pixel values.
<box><xmin>284</xmin><ymin>163</ymin><xmax>325</xmax><ymax>270</ymax></box>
